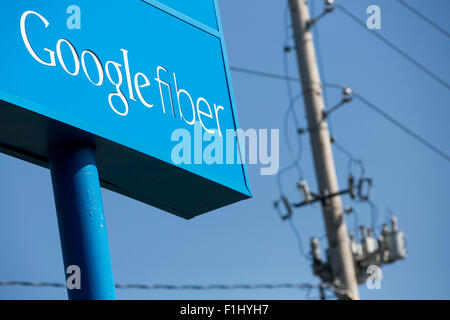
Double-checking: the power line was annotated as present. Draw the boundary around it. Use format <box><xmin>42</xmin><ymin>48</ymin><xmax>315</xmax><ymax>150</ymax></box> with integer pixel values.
<box><xmin>366</xmin><ymin>200</ymin><xmax>380</xmax><ymax>236</ymax></box>
<box><xmin>333</xmin><ymin>140</ymin><xmax>356</xmax><ymax>163</ymax></box>
<box><xmin>229</xmin><ymin>65</ymin><xmax>347</xmax><ymax>91</ymax></box>
<box><xmin>335</xmin><ymin>2</ymin><xmax>450</xmax><ymax>90</ymax></box>
<box><xmin>333</xmin><ymin>141</ymin><xmax>366</xmax><ymax>178</ymax></box>
<box><xmin>229</xmin><ymin>65</ymin><xmax>344</xmax><ymax>91</ymax></box>
<box><xmin>276</xmin><ymin>3</ymin><xmax>305</xmax><ymax>201</ymax></box>
<box><xmin>283</xmin><ymin>1</ymin><xmax>296</xmax><ymax>101</ymax></box>
<box><xmin>354</xmin><ymin>92</ymin><xmax>450</xmax><ymax>162</ymax></box>
<box><xmin>309</xmin><ymin>0</ymin><xmax>331</xmax><ymax>111</ymax></box>
<box><xmin>275</xmin><ymin>4</ymin><xmax>314</xmax><ymax>267</ymax></box>
<box><xmin>348</xmin><ymin>207</ymin><xmax>360</xmax><ymax>240</ymax></box>
<box><xmin>276</xmin><ymin>93</ymin><xmax>305</xmax><ymax>194</ymax></box>
<box><xmin>278</xmin><ymin>3</ymin><xmax>306</xmax><ymax>183</ymax></box>
<box><xmin>332</xmin><ymin>140</ymin><xmax>382</xmax><ymax>237</ymax></box>
<box><xmin>230</xmin><ymin>65</ymin><xmax>450</xmax><ymax>163</ymax></box>
<box><xmin>396</xmin><ymin>0</ymin><xmax>450</xmax><ymax>38</ymax></box>
<box><xmin>230</xmin><ymin>66</ymin><xmax>301</xmax><ymax>83</ymax></box>
<box><xmin>0</xmin><ymin>280</ymin><xmax>353</xmax><ymax>299</ymax></box>
<box><xmin>288</xmin><ymin>217</ymin><xmax>312</xmax><ymax>261</ymax></box>
<box><xmin>0</xmin><ymin>280</ymin><xmax>316</xmax><ymax>291</ymax></box>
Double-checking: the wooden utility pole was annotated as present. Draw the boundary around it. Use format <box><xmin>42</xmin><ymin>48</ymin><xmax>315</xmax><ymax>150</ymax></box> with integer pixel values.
<box><xmin>288</xmin><ymin>0</ymin><xmax>359</xmax><ymax>299</ymax></box>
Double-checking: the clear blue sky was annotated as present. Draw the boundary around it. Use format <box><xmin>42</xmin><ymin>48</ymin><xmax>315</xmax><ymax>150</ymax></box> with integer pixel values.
<box><xmin>1</xmin><ymin>0</ymin><xmax>449</xmax><ymax>299</ymax></box>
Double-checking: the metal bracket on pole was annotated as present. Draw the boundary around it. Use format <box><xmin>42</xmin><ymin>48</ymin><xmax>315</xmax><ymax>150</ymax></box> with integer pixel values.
<box><xmin>323</xmin><ymin>87</ymin><xmax>354</xmax><ymax>119</ymax></box>
<box><xmin>306</xmin><ymin>0</ymin><xmax>336</xmax><ymax>29</ymax></box>
<box><xmin>291</xmin><ymin>175</ymin><xmax>356</xmax><ymax>211</ymax></box>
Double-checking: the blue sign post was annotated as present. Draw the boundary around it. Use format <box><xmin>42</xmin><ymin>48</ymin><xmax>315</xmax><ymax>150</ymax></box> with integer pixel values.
<box><xmin>0</xmin><ymin>0</ymin><xmax>251</xmax><ymax>299</ymax></box>
<box><xmin>50</xmin><ymin>144</ymin><xmax>116</xmax><ymax>299</ymax></box>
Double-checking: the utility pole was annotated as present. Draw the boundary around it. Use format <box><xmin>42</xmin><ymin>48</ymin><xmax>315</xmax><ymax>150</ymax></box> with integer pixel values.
<box><xmin>288</xmin><ymin>0</ymin><xmax>359</xmax><ymax>299</ymax></box>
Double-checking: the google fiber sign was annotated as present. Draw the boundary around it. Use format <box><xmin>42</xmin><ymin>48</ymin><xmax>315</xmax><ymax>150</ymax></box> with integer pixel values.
<box><xmin>0</xmin><ymin>0</ymin><xmax>252</xmax><ymax>219</ymax></box>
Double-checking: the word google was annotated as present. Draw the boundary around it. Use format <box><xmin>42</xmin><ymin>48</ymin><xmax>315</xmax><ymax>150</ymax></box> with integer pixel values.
<box><xmin>20</xmin><ymin>10</ymin><xmax>225</xmax><ymax>135</ymax></box>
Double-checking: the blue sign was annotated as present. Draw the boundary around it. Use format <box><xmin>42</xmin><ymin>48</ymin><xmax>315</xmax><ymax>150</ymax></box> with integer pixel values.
<box><xmin>0</xmin><ymin>0</ymin><xmax>251</xmax><ymax>219</ymax></box>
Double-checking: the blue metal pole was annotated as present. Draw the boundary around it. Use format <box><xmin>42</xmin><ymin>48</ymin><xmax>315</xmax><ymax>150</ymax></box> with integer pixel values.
<box><xmin>49</xmin><ymin>143</ymin><xmax>116</xmax><ymax>300</ymax></box>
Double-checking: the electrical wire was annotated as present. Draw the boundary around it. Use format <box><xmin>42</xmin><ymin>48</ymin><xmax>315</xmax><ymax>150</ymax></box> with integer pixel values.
<box><xmin>282</xmin><ymin>93</ymin><xmax>304</xmax><ymax>170</ymax></box>
<box><xmin>283</xmin><ymin>2</ymin><xmax>296</xmax><ymax>101</ymax></box>
<box><xmin>276</xmin><ymin>94</ymin><xmax>305</xmax><ymax>194</ymax></box>
<box><xmin>333</xmin><ymin>140</ymin><xmax>366</xmax><ymax>178</ymax></box>
<box><xmin>335</xmin><ymin>2</ymin><xmax>450</xmax><ymax>90</ymax></box>
<box><xmin>0</xmin><ymin>280</ymin><xmax>321</xmax><ymax>291</ymax></box>
<box><xmin>279</xmin><ymin>3</ymin><xmax>306</xmax><ymax>181</ymax></box>
<box><xmin>367</xmin><ymin>200</ymin><xmax>380</xmax><ymax>236</ymax></box>
<box><xmin>276</xmin><ymin>2</ymin><xmax>306</xmax><ymax>194</ymax></box>
<box><xmin>288</xmin><ymin>216</ymin><xmax>312</xmax><ymax>261</ymax></box>
<box><xmin>275</xmin><ymin>6</ymin><xmax>312</xmax><ymax>264</ymax></box>
<box><xmin>0</xmin><ymin>279</ymin><xmax>355</xmax><ymax>299</ymax></box>
<box><xmin>328</xmin><ymin>129</ymin><xmax>379</xmax><ymax>237</ymax></box>
<box><xmin>385</xmin><ymin>207</ymin><xmax>395</xmax><ymax>223</ymax></box>
<box><xmin>0</xmin><ymin>279</ymin><xmax>357</xmax><ymax>299</ymax></box>
<box><xmin>277</xmin><ymin>0</ymin><xmax>343</xmax><ymax>195</ymax></box>
<box><xmin>318</xmin><ymin>83</ymin><xmax>450</xmax><ymax>163</ymax></box>
<box><xmin>348</xmin><ymin>206</ymin><xmax>360</xmax><ymax>240</ymax></box>
<box><xmin>331</xmin><ymin>134</ymin><xmax>380</xmax><ymax>235</ymax></box>
<box><xmin>353</xmin><ymin>93</ymin><xmax>450</xmax><ymax>162</ymax></box>
<box><xmin>230</xmin><ymin>66</ymin><xmax>301</xmax><ymax>82</ymax></box>
<box><xmin>309</xmin><ymin>0</ymin><xmax>334</xmax><ymax>135</ymax></box>
<box><xmin>395</xmin><ymin>0</ymin><xmax>450</xmax><ymax>38</ymax></box>
<box><xmin>229</xmin><ymin>66</ymin><xmax>347</xmax><ymax>91</ymax></box>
